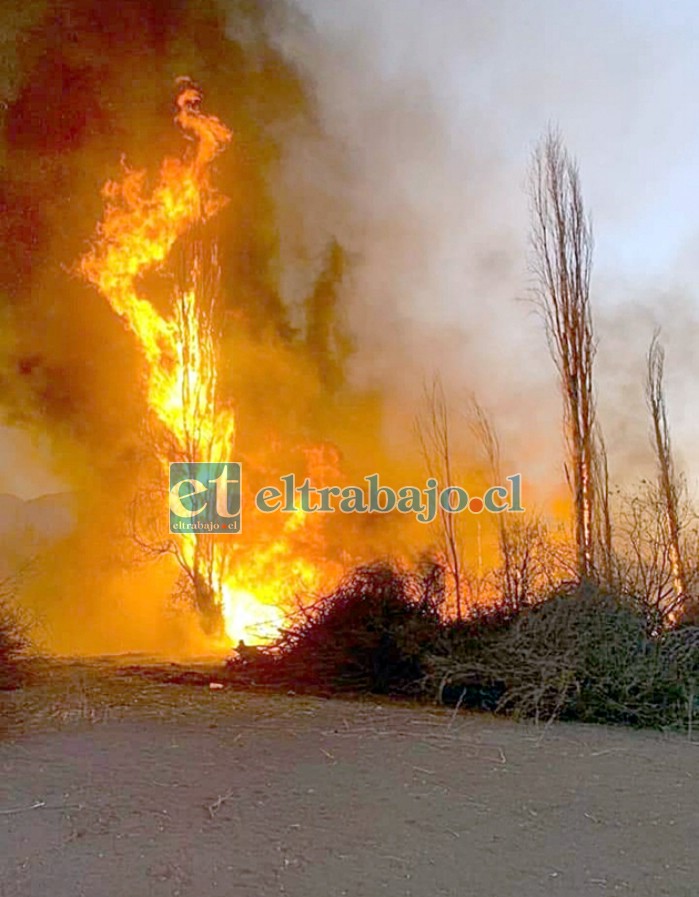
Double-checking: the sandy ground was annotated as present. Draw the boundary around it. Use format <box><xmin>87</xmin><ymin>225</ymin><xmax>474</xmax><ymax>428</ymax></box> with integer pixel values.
<box><xmin>1</xmin><ymin>660</ymin><xmax>698</xmax><ymax>897</ymax></box>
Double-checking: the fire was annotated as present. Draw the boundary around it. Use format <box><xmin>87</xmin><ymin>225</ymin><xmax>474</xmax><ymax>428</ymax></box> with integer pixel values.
<box><xmin>220</xmin><ymin>587</ymin><xmax>284</xmax><ymax>646</ymax></box>
<box><xmin>79</xmin><ymin>81</ymin><xmax>320</xmax><ymax>646</ymax></box>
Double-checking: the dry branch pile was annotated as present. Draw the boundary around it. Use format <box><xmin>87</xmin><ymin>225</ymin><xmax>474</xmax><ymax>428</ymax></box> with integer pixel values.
<box><xmin>224</xmin><ymin>564</ymin><xmax>698</xmax><ymax>732</ymax></box>
<box><xmin>226</xmin><ymin>562</ymin><xmax>444</xmax><ymax>695</ymax></box>
<box><xmin>430</xmin><ymin>583</ymin><xmax>699</xmax><ymax>729</ymax></box>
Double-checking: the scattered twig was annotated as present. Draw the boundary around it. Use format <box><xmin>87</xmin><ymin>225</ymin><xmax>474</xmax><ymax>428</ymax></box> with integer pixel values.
<box><xmin>447</xmin><ymin>688</ymin><xmax>467</xmax><ymax>729</ymax></box>
<box><xmin>0</xmin><ymin>800</ymin><xmax>82</xmax><ymax>815</ymax></box>
<box><xmin>207</xmin><ymin>789</ymin><xmax>235</xmax><ymax>819</ymax></box>
<box><xmin>0</xmin><ymin>800</ymin><xmax>46</xmax><ymax>815</ymax></box>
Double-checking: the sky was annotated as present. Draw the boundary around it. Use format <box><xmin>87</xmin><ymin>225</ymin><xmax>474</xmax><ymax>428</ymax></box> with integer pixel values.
<box><xmin>295</xmin><ymin>0</ymin><xmax>699</xmax><ymax>286</ymax></box>
<box><xmin>278</xmin><ymin>0</ymin><xmax>699</xmax><ymax>487</ymax></box>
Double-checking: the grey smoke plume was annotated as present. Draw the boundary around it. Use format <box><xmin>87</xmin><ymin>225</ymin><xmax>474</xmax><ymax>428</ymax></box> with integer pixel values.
<box><xmin>273</xmin><ymin>0</ymin><xmax>699</xmax><ymax>490</ymax></box>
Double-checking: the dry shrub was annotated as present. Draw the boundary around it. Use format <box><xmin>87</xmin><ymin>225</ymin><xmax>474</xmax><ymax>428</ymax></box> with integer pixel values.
<box><xmin>431</xmin><ymin>583</ymin><xmax>698</xmax><ymax>729</ymax></box>
<box><xmin>659</xmin><ymin>625</ymin><xmax>699</xmax><ymax>689</ymax></box>
<box><xmin>227</xmin><ymin>562</ymin><xmax>444</xmax><ymax>694</ymax></box>
<box><xmin>0</xmin><ymin>596</ymin><xmax>30</xmax><ymax>690</ymax></box>
<box><xmin>431</xmin><ymin>600</ymin><xmax>521</xmax><ymax>710</ymax></box>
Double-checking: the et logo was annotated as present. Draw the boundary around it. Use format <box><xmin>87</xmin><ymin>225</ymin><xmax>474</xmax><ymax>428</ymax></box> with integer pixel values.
<box><xmin>168</xmin><ymin>462</ymin><xmax>242</xmax><ymax>534</ymax></box>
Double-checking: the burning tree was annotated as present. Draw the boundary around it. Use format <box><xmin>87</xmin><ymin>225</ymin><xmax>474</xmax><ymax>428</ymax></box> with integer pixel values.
<box><xmin>304</xmin><ymin>240</ymin><xmax>352</xmax><ymax>396</ymax></box>
<box><xmin>128</xmin><ymin>238</ymin><xmax>231</xmax><ymax>633</ymax></box>
<box><xmin>79</xmin><ymin>82</ymin><xmax>235</xmax><ymax>637</ymax></box>
<box><xmin>529</xmin><ymin>130</ymin><xmax>599</xmax><ymax>582</ymax></box>
<box><xmin>78</xmin><ymin>81</ymin><xmax>310</xmax><ymax>644</ymax></box>
<box><xmin>612</xmin><ymin>478</ymin><xmax>699</xmax><ymax>626</ymax></box>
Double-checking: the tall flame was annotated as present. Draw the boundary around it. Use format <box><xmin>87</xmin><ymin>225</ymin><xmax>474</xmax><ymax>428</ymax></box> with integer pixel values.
<box><xmin>80</xmin><ymin>82</ymin><xmax>234</xmax><ymax>453</ymax></box>
<box><xmin>80</xmin><ymin>82</ymin><xmax>316</xmax><ymax>645</ymax></box>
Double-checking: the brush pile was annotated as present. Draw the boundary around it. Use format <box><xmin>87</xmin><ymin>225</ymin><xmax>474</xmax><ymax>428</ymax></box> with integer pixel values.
<box><xmin>429</xmin><ymin>582</ymin><xmax>699</xmax><ymax>729</ymax></box>
<box><xmin>226</xmin><ymin>566</ymin><xmax>698</xmax><ymax>731</ymax></box>
<box><xmin>226</xmin><ymin>562</ymin><xmax>444</xmax><ymax>694</ymax></box>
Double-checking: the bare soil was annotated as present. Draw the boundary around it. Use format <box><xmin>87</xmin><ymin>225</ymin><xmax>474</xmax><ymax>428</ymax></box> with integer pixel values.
<box><xmin>1</xmin><ymin>659</ymin><xmax>697</xmax><ymax>897</ymax></box>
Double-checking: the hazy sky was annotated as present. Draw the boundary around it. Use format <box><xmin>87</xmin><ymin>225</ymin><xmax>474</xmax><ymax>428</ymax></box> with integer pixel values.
<box><xmin>283</xmin><ymin>0</ymin><xmax>699</xmax><ymax>485</ymax></box>
<box><xmin>296</xmin><ymin>0</ymin><xmax>699</xmax><ymax>287</ymax></box>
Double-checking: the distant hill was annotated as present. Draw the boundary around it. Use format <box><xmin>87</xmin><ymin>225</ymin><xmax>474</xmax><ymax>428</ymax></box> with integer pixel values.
<box><xmin>0</xmin><ymin>492</ymin><xmax>75</xmax><ymax>581</ymax></box>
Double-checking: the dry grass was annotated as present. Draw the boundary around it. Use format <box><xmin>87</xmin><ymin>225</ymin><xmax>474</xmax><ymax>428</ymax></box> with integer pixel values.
<box><xmin>0</xmin><ymin>596</ymin><xmax>30</xmax><ymax>691</ymax></box>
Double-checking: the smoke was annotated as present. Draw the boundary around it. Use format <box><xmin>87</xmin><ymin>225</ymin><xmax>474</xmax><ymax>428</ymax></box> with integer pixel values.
<box><xmin>2</xmin><ymin>0</ymin><xmax>697</xmax><ymax>650</ymax></box>
<box><xmin>273</xmin><ymin>0</ymin><xmax>699</xmax><ymax>485</ymax></box>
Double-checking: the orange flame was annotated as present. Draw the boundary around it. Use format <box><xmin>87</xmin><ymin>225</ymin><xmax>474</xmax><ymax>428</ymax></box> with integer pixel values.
<box><xmin>80</xmin><ymin>82</ymin><xmax>320</xmax><ymax>646</ymax></box>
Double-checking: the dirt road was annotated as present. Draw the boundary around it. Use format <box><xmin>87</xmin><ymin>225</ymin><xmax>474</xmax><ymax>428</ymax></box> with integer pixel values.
<box><xmin>1</xmin><ymin>662</ymin><xmax>697</xmax><ymax>896</ymax></box>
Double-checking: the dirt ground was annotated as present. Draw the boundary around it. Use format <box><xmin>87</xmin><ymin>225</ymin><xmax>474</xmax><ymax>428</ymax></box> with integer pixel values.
<box><xmin>1</xmin><ymin>660</ymin><xmax>697</xmax><ymax>897</ymax></box>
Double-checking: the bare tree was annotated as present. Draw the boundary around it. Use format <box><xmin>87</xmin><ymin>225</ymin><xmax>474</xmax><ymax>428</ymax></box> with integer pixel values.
<box><xmin>415</xmin><ymin>378</ymin><xmax>466</xmax><ymax>620</ymax></box>
<box><xmin>529</xmin><ymin>129</ymin><xmax>598</xmax><ymax>580</ymax></box>
<box><xmin>613</xmin><ymin>479</ymin><xmax>699</xmax><ymax>627</ymax></box>
<box><xmin>469</xmin><ymin>399</ymin><xmax>511</xmax><ymax>591</ymax></box>
<box><xmin>646</xmin><ymin>332</ymin><xmax>687</xmax><ymax>611</ymax></box>
<box><xmin>470</xmin><ymin>398</ymin><xmax>573</xmax><ymax>608</ymax></box>
<box><xmin>594</xmin><ymin>432</ymin><xmax>616</xmax><ymax>589</ymax></box>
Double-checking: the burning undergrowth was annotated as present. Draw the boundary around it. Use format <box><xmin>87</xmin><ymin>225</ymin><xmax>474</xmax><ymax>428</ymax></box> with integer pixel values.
<box><xmin>226</xmin><ymin>561</ymin><xmax>444</xmax><ymax>694</ymax></box>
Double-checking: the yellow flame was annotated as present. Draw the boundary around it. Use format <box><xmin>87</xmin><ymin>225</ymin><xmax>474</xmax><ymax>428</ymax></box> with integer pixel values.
<box><xmin>79</xmin><ymin>82</ymin><xmax>320</xmax><ymax>645</ymax></box>
<box><xmin>221</xmin><ymin>586</ymin><xmax>284</xmax><ymax>646</ymax></box>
